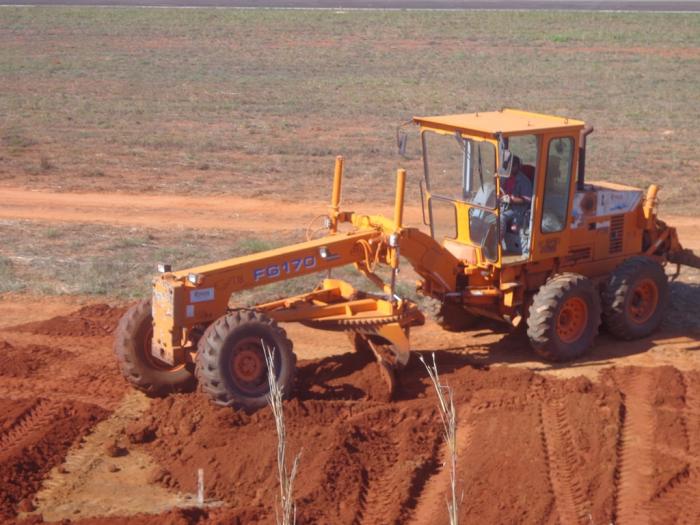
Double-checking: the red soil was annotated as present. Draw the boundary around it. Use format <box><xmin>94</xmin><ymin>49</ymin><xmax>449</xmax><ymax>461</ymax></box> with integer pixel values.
<box><xmin>0</xmin><ymin>340</ymin><xmax>73</xmax><ymax>378</ymax></box>
<box><xmin>0</xmin><ymin>398</ymin><xmax>108</xmax><ymax>519</ymax></box>
<box><xmin>118</xmin><ymin>361</ymin><xmax>700</xmax><ymax>525</ymax></box>
<box><xmin>1</xmin><ymin>302</ymin><xmax>700</xmax><ymax>524</ymax></box>
<box><xmin>0</xmin><ymin>305</ymin><xmax>130</xmax><ymax>410</ymax></box>
<box><xmin>12</xmin><ymin>304</ymin><xmax>126</xmax><ymax>338</ymax></box>
<box><xmin>0</xmin><ymin>304</ymin><xmax>130</xmax><ymax>521</ymax></box>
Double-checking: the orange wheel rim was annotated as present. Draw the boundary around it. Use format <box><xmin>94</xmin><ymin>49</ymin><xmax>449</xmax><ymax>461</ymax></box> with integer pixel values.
<box><xmin>628</xmin><ymin>278</ymin><xmax>658</xmax><ymax>325</ymax></box>
<box><xmin>229</xmin><ymin>337</ymin><xmax>268</xmax><ymax>394</ymax></box>
<box><xmin>143</xmin><ymin>325</ymin><xmax>185</xmax><ymax>373</ymax></box>
<box><xmin>556</xmin><ymin>297</ymin><xmax>588</xmax><ymax>343</ymax></box>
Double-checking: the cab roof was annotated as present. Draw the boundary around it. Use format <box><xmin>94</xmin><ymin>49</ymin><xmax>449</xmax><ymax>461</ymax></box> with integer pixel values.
<box><xmin>413</xmin><ymin>109</ymin><xmax>585</xmax><ymax>138</ymax></box>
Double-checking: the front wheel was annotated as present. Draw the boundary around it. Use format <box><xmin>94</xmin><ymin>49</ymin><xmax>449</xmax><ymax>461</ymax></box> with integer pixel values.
<box><xmin>435</xmin><ymin>302</ymin><xmax>477</xmax><ymax>332</ymax></box>
<box><xmin>196</xmin><ymin>310</ymin><xmax>296</xmax><ymax>410</ymax></box>
<box><xmin>113</xmin><ymin>300</ymin><xmax>196</xmax><ymax>396</ymax></box>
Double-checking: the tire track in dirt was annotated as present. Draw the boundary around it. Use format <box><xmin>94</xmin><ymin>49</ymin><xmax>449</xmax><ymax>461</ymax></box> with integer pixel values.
<box><xmin>34</xmin><ymin>390</ymin><xmax>201</xmax><ymax>521</ymax></box>
<box><xmin>0</xmin><ymin>379</ymin><xmax>121</xmax><ymax>411</ymax></box>
<box><xmin>409</xmin><ymin>405</ymin><xmax>473</xmax><ymax>525</ymax></box>
<box><xmin>540</xmin><ymin>400</ymin><xmax>592</xmax><ymax>525</ymax></box>
<box><xmin>614</xmin><ymin>372</ymin><xmax>654</xmax><ymax>525</ymax></box>
<box><xmin>644</xmin><ymin>373</ymin><xmax>700</xmax><ymax>524</ymax></box>
<box><xmin>672</xmin><ymin>374</ymin><xmax>700</xmax><ymax>525</ymax></box>
<box><xmin>354</xmin><ymin>436</ymin><xmax>400</xmax><ymax>525</ymax></box>
<box><xmin>471</xmin><ymin>394</ymin><xmax>527</xmax><ymax>414</ymax></box>
<box><xmin>0</xmin><ymin>399</ymin><xmax>60</xmax><ymax>455</ymax></box>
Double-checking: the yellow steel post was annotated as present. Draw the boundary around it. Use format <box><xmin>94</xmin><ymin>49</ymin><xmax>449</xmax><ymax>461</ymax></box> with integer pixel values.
<box><xmin>329</xmin><ymin>156</ymin><xmax>344</xmax><ymax>233</ymax></box>
<box><xmin>643</xmin><ymin>184</ymin><xmax>659</xmax><ymax>227</ymax></box>
<box><xmin>394</xmin><ymin>168</ymin><xmax>406</xmax><ymax>230</ymax></box>
<box><xmin>389</xmin><ymin>168</ymin><xmax>406</xmax><ymax>302</ymax></box>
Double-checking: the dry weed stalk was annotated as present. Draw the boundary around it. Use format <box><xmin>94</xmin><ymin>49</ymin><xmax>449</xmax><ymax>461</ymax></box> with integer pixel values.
<box><xmin>264</xmin><ymin>344</ymin><xmax>301</xmax><ymax>525</ymax></box>
<box><xmin>419</xmin><ymin>352</ymin><xmax>459</xmax><ymax>525</ymax></box>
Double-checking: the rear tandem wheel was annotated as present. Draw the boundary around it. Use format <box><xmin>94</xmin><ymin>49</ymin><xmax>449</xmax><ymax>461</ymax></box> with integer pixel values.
<box><xmin>602</xmin><ymin>256</ymin><xmax>669</xmax><ymax>340</ymax></box>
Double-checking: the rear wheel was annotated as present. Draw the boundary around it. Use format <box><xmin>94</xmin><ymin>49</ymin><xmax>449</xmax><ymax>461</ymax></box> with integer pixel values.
<box><xmin>527</xmin><ymin>273</ymin><xmax>601</xmax><ymax>361</ymax></box>
<box><xmin>196</xmin><ymin>310</ymin><xmax>296</xmax><ymax>410</ymax></box>
<box><xmin>113</xmin><ymin>300</ymin><xmax>196</xmax><ymax>396</ymax></box>
<box><xmin>435</xmin><ymin>302</ymin><xmax>477</xmax><ymax>332</ymax></box>
<box><xmin>602</xmin><ymin>256</ymin><xmax>668</xmax><ymax>339</ymax></box>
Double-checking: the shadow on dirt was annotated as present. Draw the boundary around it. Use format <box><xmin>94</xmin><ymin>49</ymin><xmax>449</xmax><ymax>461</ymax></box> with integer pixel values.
<box><xmin>292</xmin><ymin>326</ymin><xmax>700</xmax><ymax>403</ymax></box>
<box><xmin>295</xmin><ymin>349</ymin><xmax>375</xmax><ymax>401</ymax></box>
<box><xmin>290</xmin><ymin>279</ymin><xmax>700</xmax><ymax>403</ymax></box>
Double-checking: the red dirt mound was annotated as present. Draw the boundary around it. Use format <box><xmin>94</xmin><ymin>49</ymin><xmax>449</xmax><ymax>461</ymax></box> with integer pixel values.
<box><xmin>0</xmin><ymin>398</ymin><xmax>108</xmax><ymax>519</ymax></box>
<box><xmin>13</xmin><ymin>304</ymin><xmax>127</xmax><ymax>337</ymax></box>
<box><xmin>295</xmin><ymin>351</ymin><xmax>395</xmax><ymax>402</ymax></box>
<box><xmin>0</xmin><ymin>337</ymin><xmax>127</xmax><ymax>410</ymax></box>
<box><xmin>115</xmin><ymin>359</ymin><xmax>700</xmax><ymax>524</ymax></box>
<box><xmin>122</xmin><ymin>356</ymin><xmax>643</xmax><ymax>525</ymax></box>
<box><xmin>0</xmin><ymin>340</ymin><xmax>74</xmax><ymax>378</ymax></box>
<box><xmin>1</xmin><ymin>298</ymin><xmax>698</xmax><ymax>524</ymax></box>
<box><xmin>0</xmin><ymin>303</ymin><xmax>130</xmax><ymax>410</ymax></box>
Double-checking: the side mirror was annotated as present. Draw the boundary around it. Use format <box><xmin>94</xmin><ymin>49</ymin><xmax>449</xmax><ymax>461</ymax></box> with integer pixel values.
<box><xmin>498</xmin><ymin>149</ymin><xmax>513</xmax><ymax>176</ymax></box>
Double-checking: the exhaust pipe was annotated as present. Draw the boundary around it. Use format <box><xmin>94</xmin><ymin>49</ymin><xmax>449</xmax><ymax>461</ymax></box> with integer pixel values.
<box><xmin>577</xmin><ymin>125</ymin><xmax>594</xmax><ymax>191</ymax></box>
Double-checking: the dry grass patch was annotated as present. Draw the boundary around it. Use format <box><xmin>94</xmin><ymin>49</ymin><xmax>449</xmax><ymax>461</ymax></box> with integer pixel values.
<box><xmin>0</xmin><ymin>9</ymin><xmax>698</xmax><ymax>210</ymax></box>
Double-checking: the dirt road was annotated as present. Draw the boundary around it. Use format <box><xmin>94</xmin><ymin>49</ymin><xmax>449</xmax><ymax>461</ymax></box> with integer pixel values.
<box><xmin>1</xmin><ymin>186</ymin><xmax>698</xmax><ymax>244</ymax></box>
<box><xmin>3</xmin><ymin>0</ymin><xmax>699</xmax><ymax>10</ymax></box>
<box><xmin>0</xmin><ymin>187</ymin><xmax>418</xmax><ymax>233</ymax></box>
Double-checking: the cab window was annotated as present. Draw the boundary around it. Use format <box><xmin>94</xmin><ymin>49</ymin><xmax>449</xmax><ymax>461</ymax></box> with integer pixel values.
<box><xmin>541</xmin><ymin>137</ymin><xmax>575</xmax><ymax>233</ymax></box>
<box><xmin>422</xmin><ymin>131</ymin><xmax>496</xmax><ymax>208</ymax></box>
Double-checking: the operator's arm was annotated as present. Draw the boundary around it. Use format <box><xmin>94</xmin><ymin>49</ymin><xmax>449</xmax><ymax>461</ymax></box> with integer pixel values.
<box><xmin>511</xmin><ymin>174</ymin><xmax>533</xmax><ymax>205</ymax></box>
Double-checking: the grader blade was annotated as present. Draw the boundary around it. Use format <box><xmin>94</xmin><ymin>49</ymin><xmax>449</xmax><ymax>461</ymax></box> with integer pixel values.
<box><xmin>257</xmin><ymin>279</ymin><xmax>424</xmax><ymax>397</ymax></box>
<box><xmin>669</xmin><ymin>248</ymin><xmax>700</xmax><ymax>270</ymax></box>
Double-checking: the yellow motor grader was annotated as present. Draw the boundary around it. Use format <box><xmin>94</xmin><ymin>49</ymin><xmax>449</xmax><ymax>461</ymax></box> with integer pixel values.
<box><xmin>114</xmin><ymin>109</ymin><xmax>700</xmax><ymax>409</ymax></box>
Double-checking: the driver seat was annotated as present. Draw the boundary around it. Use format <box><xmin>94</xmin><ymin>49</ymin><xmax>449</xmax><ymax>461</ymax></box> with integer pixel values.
<box><xmin>443</xmin><ymin>239</ymin><xmax>477</xmax><ymax>265</ymax></box>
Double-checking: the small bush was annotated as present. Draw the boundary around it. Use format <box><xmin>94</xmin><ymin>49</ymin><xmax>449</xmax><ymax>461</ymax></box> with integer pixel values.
<box><xmin>40</xmin><ymin>156</ymin><xmax>54</xmax><ymax>171</ymax></box>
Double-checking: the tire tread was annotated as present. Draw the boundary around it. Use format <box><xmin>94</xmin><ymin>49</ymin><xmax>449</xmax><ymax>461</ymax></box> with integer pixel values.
<box><xmin>195</xmin><ymin>310</ymin><xmax>296</xmax><ymax>409</ymax></box>
<box><xmin>602</xmin><ymin>256</ymin><xmax>668</xmax><ymax>340</ymax></box>
<box><xmin>526</xmin><ymin>273</ymin><xmax>601</xmax><ymax>361</ymax></box>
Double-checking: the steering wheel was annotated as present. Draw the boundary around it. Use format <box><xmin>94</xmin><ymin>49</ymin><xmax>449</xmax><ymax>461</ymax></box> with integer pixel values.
<box><xmin>497</xmin><ymin>178</ymin><xmax>512</xmax><ymax>210</ymax></box>
<box><xmin>472</xmin><ymin>183</ymin><xmax>497</xmax><ymax>208</ymax></box>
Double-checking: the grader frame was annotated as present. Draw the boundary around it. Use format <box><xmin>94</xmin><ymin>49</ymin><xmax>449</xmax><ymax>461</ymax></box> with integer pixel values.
<box><xmin>149</xmin><ymin>159</ymin><xmax>456</xmax><ymax>375</ymax></box>
<box><xmin>115</xmin><ymin>109</ymin><xmax>700</xmax><ymax>409</ymax></box>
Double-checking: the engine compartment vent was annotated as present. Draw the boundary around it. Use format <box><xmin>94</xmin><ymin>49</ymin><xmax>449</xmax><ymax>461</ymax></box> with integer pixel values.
<box><xmin>609</xmin><ymin>214</ymin><xmax>624</xmax><ymax>254</ymax></box>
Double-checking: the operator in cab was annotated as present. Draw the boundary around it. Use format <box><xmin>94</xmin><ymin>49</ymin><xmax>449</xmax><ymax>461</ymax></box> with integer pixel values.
<box><xmin>500</xmin><ymin>154</ymin><xmax>533</xmax><ymax>253</ymax></box>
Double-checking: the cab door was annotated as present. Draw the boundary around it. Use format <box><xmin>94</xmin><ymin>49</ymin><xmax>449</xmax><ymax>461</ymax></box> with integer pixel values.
<box><xmin>530</xmin><ymin>134</ymin><xmax>579</xmax><ymax>261</ymax></box>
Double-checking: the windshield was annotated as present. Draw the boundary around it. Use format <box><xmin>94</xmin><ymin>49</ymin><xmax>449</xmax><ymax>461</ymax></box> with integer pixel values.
<box><xmin>422</xmin><ymin>131</ymin><xmax>497</xmax><ymax>208</ymax></box>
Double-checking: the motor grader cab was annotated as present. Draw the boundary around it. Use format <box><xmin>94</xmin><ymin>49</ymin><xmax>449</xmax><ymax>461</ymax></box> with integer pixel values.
<box><xmin>416</xmin><ymin>109</ymin><xmax>588</xmax><ymax>267</ymax></box>
<box><xmin>114</xmin><ymin>109</ymin><xmax>700</xmax><ymax>409</ymax></box>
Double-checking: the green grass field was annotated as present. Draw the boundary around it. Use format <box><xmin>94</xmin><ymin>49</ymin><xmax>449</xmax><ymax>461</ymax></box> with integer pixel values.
<box><xmin>1</xmin><ymin>8</ymin><xmax>698</xmax><ymax>206</ymax></box>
